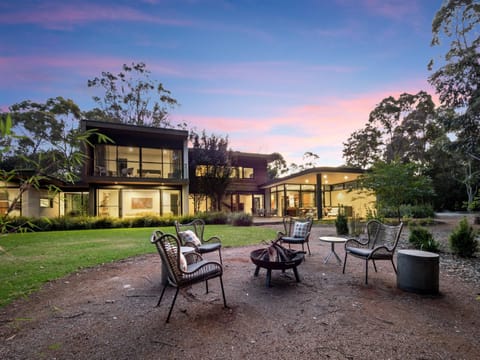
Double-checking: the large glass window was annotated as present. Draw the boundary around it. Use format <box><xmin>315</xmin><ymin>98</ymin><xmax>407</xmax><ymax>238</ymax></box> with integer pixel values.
<box><xmin>141</xmin><ymin>148</ymin><xmax>163</xmax><ymax>177</ymax></box>
<box><xmin>98</xmin><ymin>189</ymin><xmax>119</xmax><ymax>217</ymax></box>
<box><xmin>122</xmin><ymin>189</ymin><xmax>159</xmax><ymax>217</ymax></box>
<box><xmin>93</xmin><ymin>145</ymin><xmax>182</xmax><ymax>179</ymax></box>
<box><xmin>64</xmin><ymin>192</ymin><xmax>89</xmax><ymax>217</ymax></box>
<box><xmin>162</xmin><ymin>189</ymin><xmax>181</xmax><ymax>216</ymax></box>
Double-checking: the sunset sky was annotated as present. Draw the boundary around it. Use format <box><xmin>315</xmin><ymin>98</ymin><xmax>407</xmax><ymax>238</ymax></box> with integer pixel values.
<box><xmin>1</xmin><ymin>0</ymin><xmax>444</xmax><ymax>166</ymax></box>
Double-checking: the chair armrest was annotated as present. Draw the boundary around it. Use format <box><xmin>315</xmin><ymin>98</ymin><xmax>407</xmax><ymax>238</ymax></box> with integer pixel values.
<box><xmin>344</xmin><ymin>237</ymin><xmax>369</xmax><ymax>249</ymax></box>
<box><xmin>183</xmin><ymin>260</ymin><xmax>223</xmax><ymax>275</ymax></box>
<box><xmin>203</xmin><ymin>235</ymin><xmax>221</xmax><ymax>244</ymax></box>
<box><xmin>369</xmin><ymin>245</ymin><xmax>393</xmax><ymax>257</ymax></box>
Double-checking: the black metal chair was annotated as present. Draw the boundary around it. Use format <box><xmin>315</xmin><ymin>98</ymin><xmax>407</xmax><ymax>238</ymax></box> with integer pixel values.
<box><xmin>277</xmin><ymin>217</ymin><xmax>313</xmax><ymax>255</ymax></box>
<box><xmin>150</xmin><ymin>232</ymin><xmax>227</xmax><ymax>323</ymax></box>
<box><xmin>174</xmin><ymin>218</ymin><xmax>222</xmax><ymax>263</ymax></box>
<box><xmin>343</xmin><ymin>220</ymin><xmax>403</xmax><ymax>284</ymax></box>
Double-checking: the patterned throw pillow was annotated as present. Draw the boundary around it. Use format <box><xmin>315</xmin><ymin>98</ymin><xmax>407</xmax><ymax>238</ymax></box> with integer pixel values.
<box><xmin>292</xmin><ymin>221</ymin><xmax>309</xmax><ymax>238</ymax></box>
<box><xmin>178</xmin><ymin>230</ymin><xmax>202</xmax><ymax>247</ymax></box>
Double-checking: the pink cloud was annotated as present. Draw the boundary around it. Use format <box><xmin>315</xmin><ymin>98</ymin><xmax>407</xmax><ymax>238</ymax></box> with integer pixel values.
<box><xmin>0</xmin><ymin>2</ymin><xmax>192</xmax><ymax>30</ymax></box>
<box><xmin>174</xmin><ymin>81</ymin><xmax>435</xmax><ymax>166</ymax></box>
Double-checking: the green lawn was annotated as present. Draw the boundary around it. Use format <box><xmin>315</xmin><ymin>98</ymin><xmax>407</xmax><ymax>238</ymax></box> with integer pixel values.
<box><xmin>0</xmin><ymin>225</ymin><xmax>277</xmax><ymax>308</ymax></box>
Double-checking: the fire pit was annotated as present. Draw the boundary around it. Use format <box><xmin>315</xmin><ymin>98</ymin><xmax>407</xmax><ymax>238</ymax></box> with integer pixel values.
<box><xmin>250</xmin><ymin>243</ymin><xmax>305</xmax><ymax>287</ymax></box>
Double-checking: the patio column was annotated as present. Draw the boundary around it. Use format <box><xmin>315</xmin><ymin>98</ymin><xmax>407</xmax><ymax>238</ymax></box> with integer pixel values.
<box><xmin>316</xmin><ymin>173</ymin><xmax>322</xmax><ymax>220</ymax></box>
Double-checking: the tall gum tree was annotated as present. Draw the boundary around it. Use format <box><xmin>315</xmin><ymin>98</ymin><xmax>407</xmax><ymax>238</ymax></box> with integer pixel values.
<box><xmin>428</xmin><ymin>0</ymin><xmax>480</xmax><ymax>209</ymax></box>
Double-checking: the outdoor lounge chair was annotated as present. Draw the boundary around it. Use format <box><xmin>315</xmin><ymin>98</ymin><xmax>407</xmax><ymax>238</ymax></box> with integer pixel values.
<box><xmin>342</xmin><ymin>220</ymin><xmax>403</xmax><ymax>284</ymax></box>
<box><xmin>150</xmin><ymin>232</ymin><xmax>227</xmax><ymax>323</ymax></box>
<box><xmin>277</xmin><ymin>216</ymin><xmax>313</xmax><ymax>255</ymax></box>
<box><xmin>174</xmin><ymin>219</ymin><xmax>222</xmax><ymax>263</ymax></box>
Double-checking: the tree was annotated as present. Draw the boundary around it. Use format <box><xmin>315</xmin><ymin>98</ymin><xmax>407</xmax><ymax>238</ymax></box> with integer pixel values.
<box><xmin>343</xmin><ymin>91</ymin><xmax>438</xmax><ymax>168</ymax></box>
<box><xmin>188</xmin><ymin>130</ymin><xmax>233</xmax><ymax>212</ymax></box>
<box><xmin>0</xmin><ymin>100</ymin><xmax>110</xmax><ymax>232</ymax></box>
<box><xmin>428</xmin><ymin>0</ymin><xmax>480</xmax><ymax>210</ymax></box>
<box><xmin>357</xmin><ymin>160</ymin><xmax>435</xmax><ymax>222</ymax></box>
<box><xmin>87</xmin><ymin>62</ymin><xmax>179</xmax><ymax>127</ymax></box>
<box><xmin>267</xmin><ymin>153</ymin><xmax>288</xmax><ymax>179</ymax></box>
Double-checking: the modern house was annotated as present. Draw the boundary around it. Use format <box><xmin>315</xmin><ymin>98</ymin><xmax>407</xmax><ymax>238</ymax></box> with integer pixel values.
<box><xmin>1</xmin><ymin>121</ymin><xmax>372</xmax><ymax>220</ymax></box>
<box><xmin>81</xmin><ymin>120</ymin><xmax>189</xmax><ymax>218</ymax></box>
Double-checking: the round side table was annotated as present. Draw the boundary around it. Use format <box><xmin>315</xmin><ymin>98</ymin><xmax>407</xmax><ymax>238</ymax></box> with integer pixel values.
<box><xmin>319</xmin><ymin>236</ymin><xmax>347</xmax><ymax>264</ymax></box>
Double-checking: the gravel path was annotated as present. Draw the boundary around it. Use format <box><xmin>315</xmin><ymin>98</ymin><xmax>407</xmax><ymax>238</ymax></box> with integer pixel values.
<box><xmin>0</xmin><ymin>214</ymin><xmax>479</xmax><ymax>359</ymax></box>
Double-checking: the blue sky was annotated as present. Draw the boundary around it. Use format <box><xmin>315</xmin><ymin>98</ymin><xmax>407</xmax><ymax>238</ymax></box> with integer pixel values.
<box><xmin>0</xmin><ymin>0</ymin><xmax>443</xmax><ymax>166</ymax></box>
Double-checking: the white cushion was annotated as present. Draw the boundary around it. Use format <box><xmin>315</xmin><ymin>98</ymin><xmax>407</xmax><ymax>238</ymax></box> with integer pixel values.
<box><xmin>179</xmin><ymin>252</ymin><xmax>188</xmax><ymax>272</ymax></box>
<box><xmin>178</xmin><ymin>230</ymin><xmax>202</xmax><ymax>247</ymax></box>
<box><xmin>292</xmin><ymin>221</ymin><xmax>309</xmax><ymax>238</ymax></box>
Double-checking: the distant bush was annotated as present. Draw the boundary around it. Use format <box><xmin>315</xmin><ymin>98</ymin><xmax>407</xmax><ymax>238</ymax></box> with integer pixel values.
<box><xmin>202</xmin><ymin>211</ymin><xmax>229</xmax><ymax>224</ymax></box>
<box><xmin>408</xmin><ymin>225</ymin><xmax>440</xmax><ymax>253</ymax></box>
<box><xmin>229</xmin><ymin>212</ymin><xmax>253</xmax><ymax>226</ymax></box>
<box><xmin>449</xmin><ymin>217</ymin><xmax>479</xmax><ymax>257</ymax></box>
<box><xmin>381</xmin><ymin>204</ymin><xmax>435</xmax><ymax>219</ymax></box>
<box><xmin>1</xmin><ymin>211</ymin><xmax>234</xmax><ymax>233</ymax></box>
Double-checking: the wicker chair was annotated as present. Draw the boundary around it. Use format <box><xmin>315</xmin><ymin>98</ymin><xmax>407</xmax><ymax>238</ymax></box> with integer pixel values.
<box><xmin>174</xmin><ymin>219</ymin><xmax>222</xmax><ymax>263</ymax></box>
<box><xmin>277</xmin><ymin>217</ymin><xmax>313</xmax><ymax>255</ymax></box>
<box><xmin>342</xmin><ymin>220</ymin><xmax>404</xmax><ymax>284</ymax></box>
<box><xmin>150</xmin><ymin>232</ymin><xmax>227</xmax><ymax>323</ymax></box>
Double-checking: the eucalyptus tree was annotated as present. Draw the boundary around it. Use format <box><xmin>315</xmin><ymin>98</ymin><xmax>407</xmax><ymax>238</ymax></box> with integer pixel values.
<box><xmin>343</xmin><ymin>91</ymin><xmax>439</xmax><ymax>169</ymax></box>
<box><xmin>0</xmin><ymin>99</ymin><xmax>109</xmax><ymax>232</ymax></box>
<box><xmin>428</xmin><ymin>0</ymin><xmax>480</xmax><ymax>209</ymax></box>
<box><xmin>87</xmin><ymin>62</ymin><xmax>180</xmax><ymax>128</ymax></box>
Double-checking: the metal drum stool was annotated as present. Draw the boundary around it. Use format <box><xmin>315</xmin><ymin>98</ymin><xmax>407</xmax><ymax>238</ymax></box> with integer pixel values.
<box><xmin>397</xmin><ymin>249</ymin><xmax>439</xmax><ymax>294</ymax></box>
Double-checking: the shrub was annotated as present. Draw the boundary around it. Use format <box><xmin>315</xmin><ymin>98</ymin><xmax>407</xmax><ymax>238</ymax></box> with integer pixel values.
<box><xmin>380</xmin><ymin>204</ymin><xmax>434</xmax><ymax>219</ymax></box>
<box><xmin>449</xmin><ymin>217</ymin><xmax>479</xmax><ymax>257</ymax></box>
<box><xmin>408</xmin><ymin>225</ymin><xmax>440</xmax><ymax>252</ymax></box>
<box><xmin>335</xmin><ymin>207</ymin><xmax>349</xmax><ymax>235</ymax></box>
<box><xmin>202</xmin><ymin>211</ymin><xmax>228</xmax><ymax>224</ymax></box>
<box><xmin>229</xmin><ymin>212</ymin><xmax>253</xmax><ymax>226</ymax></box>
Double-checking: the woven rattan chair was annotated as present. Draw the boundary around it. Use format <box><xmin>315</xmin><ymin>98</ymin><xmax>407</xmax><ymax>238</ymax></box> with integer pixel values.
<box><xmin>150</xmin><ymin>232</ymin><xmax>227</xmax><ymax>323</ymax></box>
<box><xmin>343</xmin><ymin>220</ymin><xmax>404</xmax><ymax>284</ymax></box>
<box><xmin>277</xmin><ymin>217</ymin><xmax>313</xmax><ymax>255</ymax></box>
<box><xmin>175</xmin><ymin>218</ymin><xmax>222</xmax><ymax>263</ymax></box>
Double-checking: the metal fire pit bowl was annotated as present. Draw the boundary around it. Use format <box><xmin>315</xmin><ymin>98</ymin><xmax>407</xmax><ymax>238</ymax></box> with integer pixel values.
<box><xmin>250</xmin><ymin>248</ymin><xmax>305</xmax><ymax>287</ymax></box>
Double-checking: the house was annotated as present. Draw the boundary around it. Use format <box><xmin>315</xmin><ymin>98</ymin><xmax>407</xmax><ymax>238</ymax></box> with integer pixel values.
<box><xmin>188</xmin><ymin>150</ymin><xmax>278</xmax><ymax>214</ymax></box>
<box><xmin>80</xmin><ymin>120</ymin><xmax>189</xmax><ymax>218</ymax></box>
<box><xmin>2</xmin><ymin>121</ymin><xmax>372</xmax><ymax>220</ymax></box>
<box><xmin>262</xmin><ymin>167</ymin><xmax>375</xmax><ymax>219</ymax></box>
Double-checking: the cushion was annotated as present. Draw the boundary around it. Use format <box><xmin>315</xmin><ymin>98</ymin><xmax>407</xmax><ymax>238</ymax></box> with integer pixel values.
<box><xmin>292</xmin><ymin>221</ymin><xmax>309</xmax><ymax>238</ymax></box>
<box><xmin>179</xmin><ymin>252</ymin><xmax>188</xmax><ymax>272</ymax></box>
<box><xmin>178</xmin><ymin>230</ymin><xmax>202</xmax><ymax>247</ymax></box>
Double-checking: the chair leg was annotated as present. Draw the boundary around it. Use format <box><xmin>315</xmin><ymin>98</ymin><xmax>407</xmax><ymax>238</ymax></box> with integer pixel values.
<box><xmin>205</xmin><ymin>280</ymin><xmax>209</xmax><ymax>293</ymax></box>
<box><xmin>391</xmin><ymin>258</ymin><xmax>397</xmax><ymax>274</ymax></box>
<box><xmin>372</xmin><ymin>259</ymin><xmax>378</xmax><ymax>272</ymax></box>
<box><xmin>365</xmin><ymin>260</ymin><xmax>369</xmax><ymax>285</ymax></box>
<box><xmin>342</xmin><ymin>253</ymin><xmax>348</xmax><ymax>274</ymax></box>
<box><xmin>218</xmin><ymin>248</ymin><xmax>223</xmax><ymax>264</ymax></box>
<box><xmin>156</xmin><ymin>282</ymin><xmax>168</xmax><ymax>307</ymax></box>
<box><xmin>166</xmin><ymin>288</ymin><xmax>180</xmax><ymax>323</ymax></box>
<box><xmin>219</xmin><ymin>276</ymin><xmax>227</xmax><ymax>308</ymax></box>
<box><xmin>306</xmin><ymin>241</ymin><xmax>311</xmax><ymax>255</ymax></box>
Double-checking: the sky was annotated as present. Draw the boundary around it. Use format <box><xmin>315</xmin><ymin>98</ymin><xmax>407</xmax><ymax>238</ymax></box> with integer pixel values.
<box><xmin>0</xmin><ymin>0</ymin><xmax>445</xmax><ymax>167</ymax></box>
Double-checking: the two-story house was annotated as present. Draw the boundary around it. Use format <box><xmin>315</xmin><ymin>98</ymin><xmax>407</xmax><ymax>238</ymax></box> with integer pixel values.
<box><xmin>2</xmin><ymin>121</ymin><xmax>372</xmax><ymax>220</ymax></box>
<box><xmin>81</xmin><ymin>120</ymin><xmax>189</xmax><ymax>218</ymax></box>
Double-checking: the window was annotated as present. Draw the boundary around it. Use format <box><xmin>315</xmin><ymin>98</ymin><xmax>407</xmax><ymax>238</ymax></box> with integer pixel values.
<box><xmin>243</xmin><ymin>167</ymin><xmax>254</xmax><ymax>179</ymax></box>
<box><xmin>40</xmin><ymin>198</ymin><xmax>53</xmax><ymax>208</ymax></box>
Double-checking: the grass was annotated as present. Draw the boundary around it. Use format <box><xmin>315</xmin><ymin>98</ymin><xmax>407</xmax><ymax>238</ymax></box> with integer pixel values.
<box><xmin>0</xmin><ymin>225</ymin><xmax>277</xmax><ymax>308</ymax></box>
